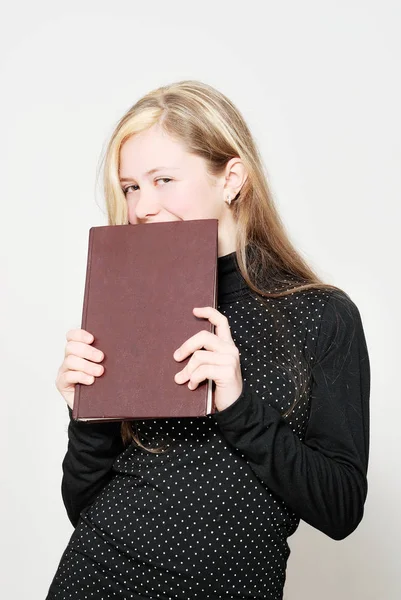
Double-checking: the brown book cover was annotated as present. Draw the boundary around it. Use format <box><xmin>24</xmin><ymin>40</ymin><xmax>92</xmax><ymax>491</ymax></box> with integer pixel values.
<box><xmin>72</xmin><ymin>219</ymin><xmax>218</xmax><ymax>422</ymax></box>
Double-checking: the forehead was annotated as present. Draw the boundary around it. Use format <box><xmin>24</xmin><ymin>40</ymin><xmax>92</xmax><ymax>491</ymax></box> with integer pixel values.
<box><xmin>119</xmin><ymin>125</ymin><xmax>186</xmax><ymax>170</ymax></box>
<box><xmin>118</xmin><ymin>123</ymin><xmax>211</xmax><ymax>181</ymax></box>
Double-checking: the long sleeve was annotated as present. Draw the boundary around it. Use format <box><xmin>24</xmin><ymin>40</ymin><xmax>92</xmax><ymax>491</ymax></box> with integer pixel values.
<box><xmin>212</xmin><ymin>290</ymin><xmax>370</xmax><ymax>540</ymax></box>
<box><xmin>61</xmin><ymin>407</ymin><xmax>125</xmax><ymax>527</ymax></box>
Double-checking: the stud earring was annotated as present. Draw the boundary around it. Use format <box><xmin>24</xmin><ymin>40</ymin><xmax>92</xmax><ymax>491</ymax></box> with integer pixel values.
<box><xmin>225</xmin><ymin>195</ymin><xmax>232</xmax><ymax>205</ymax></box>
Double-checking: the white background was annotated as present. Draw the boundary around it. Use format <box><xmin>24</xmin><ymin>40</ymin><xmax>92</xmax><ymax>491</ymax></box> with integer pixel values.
<box><xmin>1</xmin><ymin>1</ymin><xmax>400</xmax><ymax>598</ymax></box>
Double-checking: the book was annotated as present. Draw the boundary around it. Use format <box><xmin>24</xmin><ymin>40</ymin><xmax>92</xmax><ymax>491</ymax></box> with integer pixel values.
<box><xmin>72</xmin><ymin>219</ymin><xmax>218</xmax><ymax>422</ymax></box>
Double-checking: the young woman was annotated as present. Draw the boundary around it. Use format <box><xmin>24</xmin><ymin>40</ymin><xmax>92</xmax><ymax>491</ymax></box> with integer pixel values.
<box><xmin>46</xmin><ymin>80</ymin><xmax>370</xmax><ymax>600</ymax></box>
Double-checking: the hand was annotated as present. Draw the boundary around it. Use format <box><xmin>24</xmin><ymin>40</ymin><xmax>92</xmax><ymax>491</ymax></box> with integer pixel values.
<box><xmin>55</xmin><ymin>329</ymin><xmax>105</xmax><ymax>410</ymax></box>
<box><xmin>173</xmin><ymin>306</ymin><xmax>243</xmax><ymax>412</ymax></box>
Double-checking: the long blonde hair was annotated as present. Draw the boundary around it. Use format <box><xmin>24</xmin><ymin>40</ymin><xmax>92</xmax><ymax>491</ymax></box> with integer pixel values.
<box><xmin>98</xmin><ymin>80</ymin><xmax>343</xmax><ymax>453</ymax></box>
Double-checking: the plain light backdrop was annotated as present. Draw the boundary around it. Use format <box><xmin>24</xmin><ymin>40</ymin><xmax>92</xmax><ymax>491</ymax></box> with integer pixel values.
<box><xmin>1</xmin><ymin>1</ymin><xmax>399</xmax><ymax>598</ymax></box>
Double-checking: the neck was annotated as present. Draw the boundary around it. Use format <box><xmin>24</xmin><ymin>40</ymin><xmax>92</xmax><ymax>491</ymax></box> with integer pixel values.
<box><xmin>217</xmin><ymin>248</ymin><xmax>249</xmax><ymax>305</ymax></box>
<box><xmin>217</xmin><ymin>210</ymin><xmax>238</xmax><ymax>258</ymax></box>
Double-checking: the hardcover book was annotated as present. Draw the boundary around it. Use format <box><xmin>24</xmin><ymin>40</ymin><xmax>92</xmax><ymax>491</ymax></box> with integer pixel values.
<box><xmin>72</xmin><ymin>219</ymin><xmax>218</xmax><ymax>422</ymax></box>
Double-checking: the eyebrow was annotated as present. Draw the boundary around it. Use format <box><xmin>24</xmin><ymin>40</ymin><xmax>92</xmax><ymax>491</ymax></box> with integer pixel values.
<box><xmin>119</xmin><ymin>167</ymin><xmax>180</xmax><ymax>182</ymax></box>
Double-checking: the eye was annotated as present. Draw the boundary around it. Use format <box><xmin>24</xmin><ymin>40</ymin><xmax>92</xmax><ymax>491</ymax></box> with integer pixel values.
<box><xmin>121</xmin><ymin>178</ymin><xmax>172</xmax><ymax>196</ymax></box>
<box><xmin>122</xmin><ymin>184</ymin><xmax>139</xmax><ymax>195</ymax></box>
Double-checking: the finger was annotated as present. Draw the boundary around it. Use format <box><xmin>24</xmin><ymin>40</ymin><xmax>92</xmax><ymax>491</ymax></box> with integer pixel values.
<box><xmin>63</xmin><ymin>369</ymin><xmax>96</xmax><ymax>386</ymax></box>
<box><xmin>174</xmin><ymin>329</ymin><xmax>235</xmax><ymax>361</ymax></box>
<box><xmin>174</xmin><ymin>350</ymin><xmax>234</xmax><ymax>383</ymax></box>
<box><xmin>187</xmin><ymin>363</ymin><xmax>234</xmax><ymax>389</ymax></box>
<box><xmin>65</xmin><ymin>339</ymin><xmax>104</xmax><ymax>362</ymax></box>
<box><xmin>64</xmin><ymin>354</ymin><xmax>104</xmax><ymax>377</ymax></box>
<box><xmin>66</xmin><ymin>328</ymin><xmax>94</xmax><ymax>344</ymax></box>
<box><xmin>193</xmin><ymin>306</ymin><xmax>233</xmax><ymax>343</ymax></box>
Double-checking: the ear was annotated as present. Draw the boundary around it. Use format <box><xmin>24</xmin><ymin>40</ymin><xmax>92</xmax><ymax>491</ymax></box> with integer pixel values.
<box><xmin>223</xmin><ymin>157</ymin><xmax>248</xmax><ymax>198</ymax></box>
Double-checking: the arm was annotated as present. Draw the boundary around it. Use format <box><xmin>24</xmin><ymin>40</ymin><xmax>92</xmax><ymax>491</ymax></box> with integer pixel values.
<box><xmin>212</xmin><ymin>290</ymin><xmax>370</xmax><ymax>540</ymax></box>
<box><xmin>61</xmin><ymin>408</ymin><xmax>125</xmax><ymax>527</ymax></box>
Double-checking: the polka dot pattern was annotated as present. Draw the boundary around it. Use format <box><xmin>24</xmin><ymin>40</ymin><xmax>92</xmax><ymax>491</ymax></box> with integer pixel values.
<box><xmin>46</xmin><ymin>252</ymin><xmax>335</xmax><ymax>599</ymax></box>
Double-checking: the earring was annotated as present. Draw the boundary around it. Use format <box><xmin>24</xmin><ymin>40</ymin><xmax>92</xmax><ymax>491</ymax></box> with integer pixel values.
<box><xmin>225</xmin><ymin>195</ymin><xmax>232</xmax><ymax>205</ymax></box>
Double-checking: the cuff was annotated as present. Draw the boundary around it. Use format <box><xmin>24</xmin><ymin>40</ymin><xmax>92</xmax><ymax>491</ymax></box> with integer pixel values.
<box><xmin>212</xmin><ymin>381</ymin><xmax>253</xmax><ymax>428</ymax></box>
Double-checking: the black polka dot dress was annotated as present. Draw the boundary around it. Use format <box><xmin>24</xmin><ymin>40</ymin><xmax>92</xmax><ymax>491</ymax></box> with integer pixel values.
<box><xmin>46</xmin><ymin>250</ymin><xmax>370</xmax><ymax>599</ymax></box>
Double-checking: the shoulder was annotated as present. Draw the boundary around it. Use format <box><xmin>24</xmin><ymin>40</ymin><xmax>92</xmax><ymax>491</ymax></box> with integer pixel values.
<box><xmin>289</xmin><ymin>286</ymin><xmax>364</xmax><ymax>326</ymax></box>
<box><xmin>317</xmin><ymin>288</ymin><xmax>365</xmax><ymax>338</ymax></box>
<box><xmin>276</xmin><ymin>286</ymin><xmax>368</xmax><ymax>363</ymax></box>
<box><xmin>309</xmin><ymin>288</ymin><xmax>369</xmax><ymax>364</ymax></box>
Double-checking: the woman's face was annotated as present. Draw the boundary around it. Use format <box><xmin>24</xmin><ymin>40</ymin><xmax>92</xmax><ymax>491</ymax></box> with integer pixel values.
<box><xmin>119</xmin><ymin>123</ymin><xmax>229</xmax><ymax>225</ymax></box>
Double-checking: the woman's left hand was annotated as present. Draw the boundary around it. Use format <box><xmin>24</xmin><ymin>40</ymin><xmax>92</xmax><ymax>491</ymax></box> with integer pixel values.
<box><xmin>173</xmin><ymin>306</ymin><xmax>243</xmax><ymax>412</ymax></box>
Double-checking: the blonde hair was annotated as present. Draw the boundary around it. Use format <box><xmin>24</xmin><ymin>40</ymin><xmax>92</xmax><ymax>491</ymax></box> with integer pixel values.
<box><xmin>98</xmin><ymin>79</ymin><xmax>343</xmax><ymax>453</ymax></box>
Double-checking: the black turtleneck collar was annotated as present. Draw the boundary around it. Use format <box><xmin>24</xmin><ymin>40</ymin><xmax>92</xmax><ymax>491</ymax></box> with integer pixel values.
<box><xmin>217</xmin><ymin>250</ymin><xmax>250</xmax><ymax>305</ymax></box>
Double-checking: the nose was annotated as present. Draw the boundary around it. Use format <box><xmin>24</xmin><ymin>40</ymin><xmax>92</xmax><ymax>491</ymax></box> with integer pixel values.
<box><xmin>129</xmin><ymin>191</ymin><xmax>161</xmax><ymax>222</ymax></box>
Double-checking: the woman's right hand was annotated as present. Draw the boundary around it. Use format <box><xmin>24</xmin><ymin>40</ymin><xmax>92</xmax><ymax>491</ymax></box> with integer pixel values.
<box><xmin>55</xmin><ymin>328</ymin><xmax>105</xmax><ymax>410</ymax></box>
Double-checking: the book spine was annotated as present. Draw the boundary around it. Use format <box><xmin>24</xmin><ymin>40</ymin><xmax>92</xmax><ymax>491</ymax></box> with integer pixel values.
<box><xmin>72</xmin><ymin>227</ymin><xmax>94</xmax><ymax>421</ymax></box>
<box><xmin>207</xmin><ymin>232</ymin><xmax>218</xmax><ymax>415</ymax></box>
